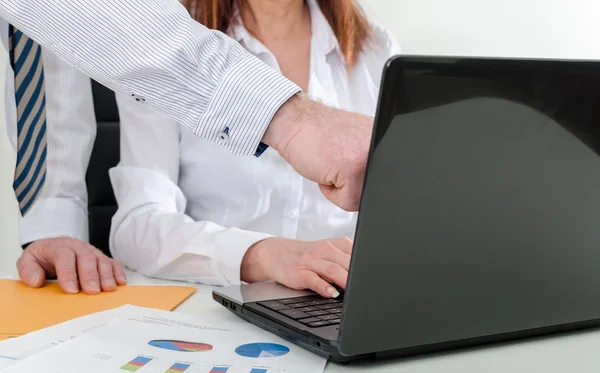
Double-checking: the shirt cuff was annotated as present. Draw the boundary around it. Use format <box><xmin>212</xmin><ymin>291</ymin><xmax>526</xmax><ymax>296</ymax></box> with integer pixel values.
<box><xmin>195</xmin><ymin>54</ymin><xmax>301</xmax><ymax>156</ymax></box>
<box><xmin>207</xmin><ymin>228</ymin><xmax>272</xmax><ymax>286</ymax></box>
<box><xmin>254</xmin><ymin>142</ymin><xmax>269</xmax><ymax>157</ymax></box>
<box><xmin>19</xmin><ymin>198</ymin><xmax>89</xmax><ymax>245</ymax></box>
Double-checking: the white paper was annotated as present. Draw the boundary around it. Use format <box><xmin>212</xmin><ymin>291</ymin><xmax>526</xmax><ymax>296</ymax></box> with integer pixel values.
<box><xmin>2</xmin><ymin>306</ymin><xmax>326</xmax><ymax>373</ymax></box>
<box><xmin>0</xmin><ymin>305</ymin><xmax>143</xmax><ymax>370</ymax></box>
<box><xmin>0</xmin><ymin>304</ymin><xmax>247</xmax><ymax>371</ymax></box>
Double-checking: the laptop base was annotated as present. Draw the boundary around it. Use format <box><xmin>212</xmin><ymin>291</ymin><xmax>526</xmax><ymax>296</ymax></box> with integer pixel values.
<box><xmin>212</xmin><ymin>292</ymin><xmax>362</xmax><ymax>363</ymax></box>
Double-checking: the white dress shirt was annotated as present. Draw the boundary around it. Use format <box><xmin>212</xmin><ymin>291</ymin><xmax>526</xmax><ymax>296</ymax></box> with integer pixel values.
<box><xmin>0</xmin><ymin>0</ymin><xmax>300</xmax><ymax>157</ymax></box>
<box><xmin>109</xmin><ymin>0</ymin><xmax>401</xmax><ymax>286</ymax></box>
<box><xmin>0</xmin><ymin>18</ymin><xmax>97</xmax><ymax>244</ymax></box>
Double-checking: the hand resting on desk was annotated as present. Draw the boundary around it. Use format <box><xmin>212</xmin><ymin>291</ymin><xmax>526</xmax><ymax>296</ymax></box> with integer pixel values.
<box><xmin>17</xmin><ymin>237</ymin><xmax>127</xmax><ymax>294</ymax></box>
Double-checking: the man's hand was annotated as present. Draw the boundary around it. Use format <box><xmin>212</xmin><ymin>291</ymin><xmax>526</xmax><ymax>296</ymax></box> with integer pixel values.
<box><xmin>241</xmin><ymin>237</ymin><xmax>353</xmax><ymax>298</ymax></box>
<box><xmin>17</xmin><ymin>237</ymin><xmax>127</xmax><ymax>294</ymax></box>
<box><xmin>264</xmin><ymin>94</ymin><xmax>373</xmax><ymax>211</ymax></box>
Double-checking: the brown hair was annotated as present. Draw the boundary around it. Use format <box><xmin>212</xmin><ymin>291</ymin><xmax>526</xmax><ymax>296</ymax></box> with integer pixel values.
<box><xmin>182</xmin><ymin>0</ymin><xmax>371</xmax><ymax>69</ymax></box>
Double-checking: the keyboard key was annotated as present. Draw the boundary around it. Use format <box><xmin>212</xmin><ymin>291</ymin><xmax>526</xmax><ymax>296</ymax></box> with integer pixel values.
<box><xmin>278</xmin><ymin>309</ymin><xmax>311</xmax><ymax>320</ymax></box>
<box><xmin>308</xmin><ymin>320</ymin><xmax>331</xmax><ymax>327</ymax></box>
<box><xmin>298</xmin><ymin>307</ymin><xmax>318</xmax><ymax>312</ymax></box>
<box><xmin>258</xmin><ymin>301</ymin><xmax>281</xmax><ymax>308</ymax></box>
<box><xmin>298</xmin><ymin>317</ymin><xmax>322</xmax><ymax>324</ymax></box>
<box><xmin>279</xmin><ymin>298</ymin><xmax>304</xmax><ymax>304</ymax></box>
<box><xmin>328</xmin><ymin>308</ymin><xmax>342</xmax><ymax>314</ymax></box>
<box><xmin>314</xmin><ymin>304</ymin><xmax>338</xmax><ymax>310</ymax></box>
<box><xmin>329</xmin><ymin>319</ymin><xmax>341</xmax><ymax>324</ymax></box>
<box><xmin>315</xmin><ymin>299</ymin><xmax>337</xmax><ymax>305</ymax></box>
<box><xmin>289</xmin><ymin>296</ymin><xmax>321</xmax><ymax>302</ymax></box>
<box><xmin>317</xmin><ymin>314</ymin><xmax>339</xmax><ymax>321</ymax></box>
<box><xmin>305</xmin><ymin>300</ymin><xmax>322</xmax><ymax>306</ymax></box>
<box><xmin>307</xmin><ymin>310</ymin><xmax>330</xmax><ymax>316</ymax></box>
<box><xmin>288</xmin><ymin>303</ymin><xmax>309</xmax><ymax>308</ymax></box>
<box><xmin>258</xmin><ymin>301</ymin><xmax>290</xmax><ymax>311</ymax></box>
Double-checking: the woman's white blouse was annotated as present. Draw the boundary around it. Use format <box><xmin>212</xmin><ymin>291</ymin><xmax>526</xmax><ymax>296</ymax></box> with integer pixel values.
<box><xmin>109</xmin><ymin>0</ymin><xmax>401</xmax><ymax>286</ymax></box>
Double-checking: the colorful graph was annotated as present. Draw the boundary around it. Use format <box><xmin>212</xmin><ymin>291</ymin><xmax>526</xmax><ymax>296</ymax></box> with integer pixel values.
<box><xmin>209</xmin><ymin>368</ymin><xmax>229</xmax><ymax>373</ymax></box>
<box><xmin>165</xmin><ymin>363</ymin><xmax>191</xmax><ymax>373</ymax></box>
<box><xmin>235</xmin><ymin>343</ymin><xmax>290</xmax><ymax>358</ymax></box>
<box><xmin>148</xmin><ymin>340</ymin><xmax>213</xmax><ymax>352</ymax></box>
<box><xmin>120</xmin><ymin>356</ymin><xmax>153</xmax><ymax>372</ymax></box>
<box><xmin>250</xmin><ymin>369</ymin><xmax>268</xmax><ymax>373</ymax></box>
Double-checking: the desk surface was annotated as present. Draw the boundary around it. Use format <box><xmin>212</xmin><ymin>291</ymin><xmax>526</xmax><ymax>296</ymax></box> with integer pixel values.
<box><xmin>2</xmin><ymin>266</ymin><xmax>599</xmax><ymax>372</ymax></box>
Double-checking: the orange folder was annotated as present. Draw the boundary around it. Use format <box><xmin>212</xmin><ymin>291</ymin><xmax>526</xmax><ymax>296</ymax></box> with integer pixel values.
<box><xmin>0</xmin><ymin>279</ymin><xmax>196</xmax><ymax>340</ymax></box>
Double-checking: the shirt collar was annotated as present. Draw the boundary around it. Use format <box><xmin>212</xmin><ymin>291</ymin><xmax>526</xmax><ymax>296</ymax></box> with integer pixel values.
<box><xmin>229</xmin><ymin>0</ymin><xmax>344</xmax><ymax>65</ymax></box>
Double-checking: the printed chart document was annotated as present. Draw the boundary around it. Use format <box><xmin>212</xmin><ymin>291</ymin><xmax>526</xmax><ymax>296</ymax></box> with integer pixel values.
<box><xmin>0</xmin><ymin>305</ymin><xmax>246</xmax><ymax>370</ymax></box>
<box><xmin>0</xmin><ymin>305</ymin><xmax>144</xmax><ymax>370</ymax></box>
<box><xmin>2</xmin><ymin>306</ymin><xmax>326</xmax><ymax>373</ymax></box>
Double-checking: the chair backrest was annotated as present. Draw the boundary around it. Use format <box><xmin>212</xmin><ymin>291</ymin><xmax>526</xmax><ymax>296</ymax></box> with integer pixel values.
<box><xmin>86</xmin><ymin>80</ymin><xmax>119</xmax><ymax>257</ymax></box>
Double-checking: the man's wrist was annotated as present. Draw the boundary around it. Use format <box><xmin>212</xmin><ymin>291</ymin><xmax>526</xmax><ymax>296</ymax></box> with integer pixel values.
<box><xmin>262</xmin><ymin>94</ymin><xmax>313</xmax><ymax>156</ymax></box>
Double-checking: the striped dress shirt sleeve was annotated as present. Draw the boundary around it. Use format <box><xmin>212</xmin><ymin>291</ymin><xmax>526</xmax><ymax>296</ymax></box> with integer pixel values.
<box><xmin>0</xmin><ymin>0</ymin><xmax>301</xmax><ymax>156</ymax></box>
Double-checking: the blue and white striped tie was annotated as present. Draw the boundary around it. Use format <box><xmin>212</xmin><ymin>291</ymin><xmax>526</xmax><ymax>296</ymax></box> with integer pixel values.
<box><xmin>9</xmin><ymin>25</ymin><xmax>47</xmax><ymax>216</ymax></box>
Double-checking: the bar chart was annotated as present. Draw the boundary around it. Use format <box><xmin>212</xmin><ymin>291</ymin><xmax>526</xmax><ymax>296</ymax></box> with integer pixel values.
<box><xmin>209</xmin><ymin>367</ymin><xmax>229</xmax><ymax>373</ymax></box>
<box><xmin>120</xmin><ymin>356</ymin><xmax>153</xmax><ymax>372</ymax></box>
<box><xmin>207</xmin><ymin>367</ymin><xmax>274</xmax><ymax>373</ymax></box>
<box><xmin>165</xmin><ymin>362</ymin><xmax>191</xmax><ymax>373</ymax></box>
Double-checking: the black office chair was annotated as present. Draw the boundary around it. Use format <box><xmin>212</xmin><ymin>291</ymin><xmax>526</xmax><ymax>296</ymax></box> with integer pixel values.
<box><xmin>86</xmin><ymin>80</ymin><xmax>120</xmax><ymax>257</ymax></box>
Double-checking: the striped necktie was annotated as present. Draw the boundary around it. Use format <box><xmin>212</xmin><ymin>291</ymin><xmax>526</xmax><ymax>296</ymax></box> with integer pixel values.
<box><xmin>9</xmin><ymin>25</ymin><xmax>47</xmax><ymax>216</ymax></box>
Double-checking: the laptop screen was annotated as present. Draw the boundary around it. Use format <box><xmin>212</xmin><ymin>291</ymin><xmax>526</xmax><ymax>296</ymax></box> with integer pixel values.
<box><xmin>343</xmin><ymin>57</ymin><xmax>600</xmax><ymax>356</ymax></box>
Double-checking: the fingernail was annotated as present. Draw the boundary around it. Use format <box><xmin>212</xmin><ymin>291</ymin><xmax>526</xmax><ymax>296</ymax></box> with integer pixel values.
<box><xmin>88</xmin><ymin>281</ymin><xmax>100</xmax><ymax>292</ymax></box>
<box><xmin>66</xmin><ymin>281</ymin><xmax>79</xmax><ymax>294</ymax></box>
<box><xmin>117</xmin><ymin>276</ymin><xmax>127</xmax><ymax>284</ymax></box>
<box><xmin>29</xmin><ymin>271</ymin><xmax>41</xmax><ymax>286</ymax></box>
<box><xmin>104</xmin><ymin>278</ymin><xmax>116</xmax><ymax>288</ymax></box>
<box><xmin>327</xmin><ymin>287</ymin><xmax>340</xmax><ymax>298</ymax></box>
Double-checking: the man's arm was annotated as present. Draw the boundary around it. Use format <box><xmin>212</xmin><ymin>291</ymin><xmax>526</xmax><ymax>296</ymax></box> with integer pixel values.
<box><xmin>1</xmin><ymin>0</ymin><xmax>374</xmax><ymax>212</ymax></box>
<box><xmin>17</xmin><ymin>49</ymin><xmax>126</xmax><ymax>295</ymax></box>
<box><xmin>0</xmin><ymin>0</ymin><xmax>300</xmax><ymax>156</ymax></box>
<box><xmin>19</xmin><ymin>48</ymin><xmax>96</xmax><ymax>245</ymax></box>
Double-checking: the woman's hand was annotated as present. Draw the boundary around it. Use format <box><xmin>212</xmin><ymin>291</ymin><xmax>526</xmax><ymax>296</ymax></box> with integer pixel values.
<box><xmin>241</xmin><ymin>237</ymin><xmax>353</xmax><ymax>298</ymax></box>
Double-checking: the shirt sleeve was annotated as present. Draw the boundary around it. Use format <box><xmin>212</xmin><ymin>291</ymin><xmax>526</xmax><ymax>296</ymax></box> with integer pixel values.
<box><xmin>19</xmin><ymin>48</ymin><xmax>96</xmax><ymax>245</ymax></box>
<box><xmin>0</xmin><ymin>0</ymin><xmax>301</xmax><ymax>156</ymax></box>
<box><xmin>108</xmin><ymin>94</ymin><xmax>272</xmax><ymax>286</ymax></box>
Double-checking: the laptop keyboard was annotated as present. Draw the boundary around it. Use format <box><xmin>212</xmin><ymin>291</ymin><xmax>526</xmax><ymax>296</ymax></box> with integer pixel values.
<box><xmin>257</xmin><ymin>295</ymin><xmax>343</xmax><ymax>328</ymax></box>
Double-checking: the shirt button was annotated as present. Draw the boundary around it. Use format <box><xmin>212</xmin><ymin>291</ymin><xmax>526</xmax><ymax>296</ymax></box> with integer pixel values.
<box><xmin>288</xmin><ymin>210</ymin><xmax>298</xmax><ymax>219</ymax></box>
<box><xmin>217</xmin><ymin>131</ymin><xmax>230</xmax><ymax>143</ymax></box>
<box><xmin>131</xmin><ymin>94</ymin><xmax>145</xmax><ymax>103</ymax></box>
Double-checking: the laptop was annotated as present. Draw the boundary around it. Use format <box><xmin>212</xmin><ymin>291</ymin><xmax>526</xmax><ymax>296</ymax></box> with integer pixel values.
<box><xmin>213</xmin><ymin>55</ymin><xmax>600</xmax><ymax>363</ymax></box>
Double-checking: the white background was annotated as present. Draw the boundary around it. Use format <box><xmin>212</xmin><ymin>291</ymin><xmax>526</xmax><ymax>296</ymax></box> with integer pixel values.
<box><xmin>2</xmin><ymin>0</ymin><xmax>600</xmax><ymax>274</ymax></box>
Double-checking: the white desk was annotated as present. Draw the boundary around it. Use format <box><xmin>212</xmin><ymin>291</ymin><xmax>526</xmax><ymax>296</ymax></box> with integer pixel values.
<box><xmin>2</xmin><ymin>266</ymin><xmax>599</xmax><ymax>372</ymax></box>
<box><xmin>123</xmin><ymin>270</ymin><xmax>600</xmax><ymax>372</ymax></box>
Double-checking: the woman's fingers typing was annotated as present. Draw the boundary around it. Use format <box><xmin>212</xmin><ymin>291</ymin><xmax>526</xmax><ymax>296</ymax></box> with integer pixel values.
<box><xmin>295</xmin><ymin>238</ymin><xmax>353</xmax><ymax>297</ymax></box>
<box><xmin>243</xmin><ymin>236</ymin><xmax>354</xmax><ymax>297</ymax></box>
<box><xmin>299</xmin><ymin>270</ymin><xmax>340</xmax><ymax>298</ymax></box>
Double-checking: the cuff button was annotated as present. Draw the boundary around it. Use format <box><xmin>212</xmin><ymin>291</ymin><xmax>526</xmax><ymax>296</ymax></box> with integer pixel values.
<box><xmin>218</xmin><ymin>131</ymin><xmax>230</xmax><ymax>143</ymax></box>
<box><xmin>218</xmin><ymin>127</ymin><xmax>231</xmax><ymax>144</ymax></box>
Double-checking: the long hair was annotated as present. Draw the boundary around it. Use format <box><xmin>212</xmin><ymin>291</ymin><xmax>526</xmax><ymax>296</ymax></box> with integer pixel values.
<box><xmin>182</xmin><ymin>0</ymin><xmax>371</xmax><ymax>69</ymax></box>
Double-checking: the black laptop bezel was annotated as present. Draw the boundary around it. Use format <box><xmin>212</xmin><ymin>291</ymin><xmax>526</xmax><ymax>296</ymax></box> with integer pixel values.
<box><xmin>339</xmin><ymin>54</ymin><xmax>600</xmax><ymax>357</ymax></box>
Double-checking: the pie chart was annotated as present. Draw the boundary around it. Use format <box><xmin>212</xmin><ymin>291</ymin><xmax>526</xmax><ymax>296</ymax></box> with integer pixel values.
<box><xmin>235</xmin><ymin>343</ymin><xmax>290</xmax><ymax>358</ymax></box>
<box><xmin>148</xmin><ymin>339</ymin><xmax>213</xmax><ymax>352</ymax></box>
